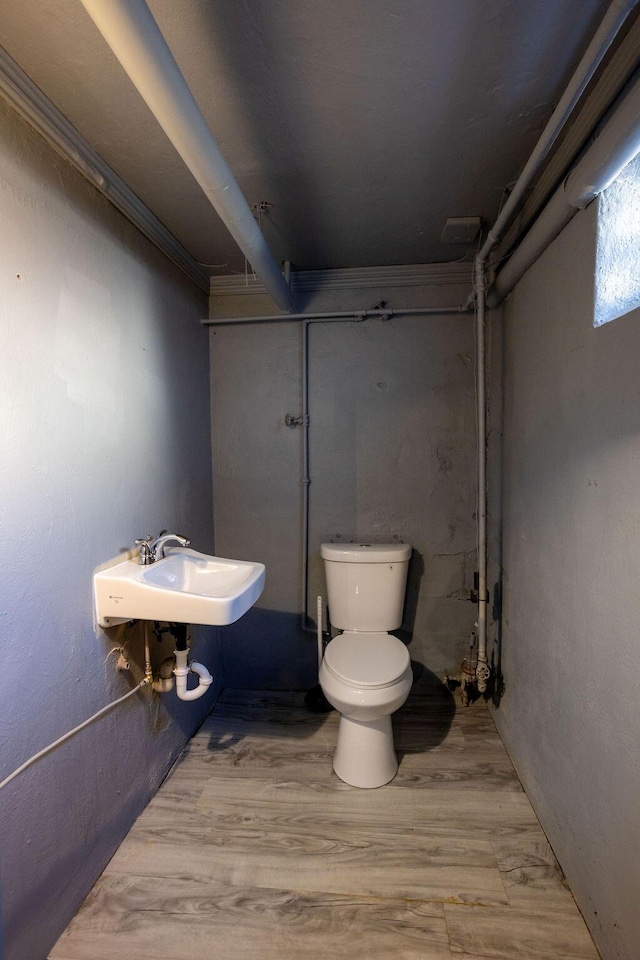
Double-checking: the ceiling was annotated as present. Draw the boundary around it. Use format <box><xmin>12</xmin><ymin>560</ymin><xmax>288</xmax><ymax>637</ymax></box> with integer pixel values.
<box><xmin>0</xmin><ymin>0</ymin><xmax>618</xmax><ymax>279</ymax></box>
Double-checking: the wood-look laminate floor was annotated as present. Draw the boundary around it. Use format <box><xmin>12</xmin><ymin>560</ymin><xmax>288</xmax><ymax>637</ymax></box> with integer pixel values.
<box><xmin>50</xmin><ymin>677</ymin><xmax>600</xmax><ymax>960</ymax></box>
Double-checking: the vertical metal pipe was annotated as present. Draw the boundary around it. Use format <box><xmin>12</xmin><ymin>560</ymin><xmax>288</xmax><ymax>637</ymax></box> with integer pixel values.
<box><xmin>300</xmin><ymin>321</ymin><xmax>311</xmax><ymax>630</ymax></box>
<box><xmin>316</xmin><ymin>595</ymin><xmax>324</xmax><ymax>670</ymax></box>
<box><xmin>475</xmin><ymin>260</ymin><xmax>490</xmax><ymax>693</ymax></box>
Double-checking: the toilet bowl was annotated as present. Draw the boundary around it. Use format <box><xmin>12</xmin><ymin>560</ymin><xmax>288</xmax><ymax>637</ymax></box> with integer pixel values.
<box><xmin>319</xmin><ymin>631</ymin><xmax>412</xmax><ymax>787</ymax></box>
<box><xmin>319</xmin><ymin>542</ymin><xmax>413</xmax><ymax>788</ymax></box>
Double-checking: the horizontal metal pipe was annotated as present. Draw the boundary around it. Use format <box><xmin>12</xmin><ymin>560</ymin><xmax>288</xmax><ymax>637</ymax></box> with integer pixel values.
<box><xmin>489</xmin><ymin>70</ymin><xmax>640</xmax><ymax>306</ymax></box>
<box><xmin>565</xmin><ymin>69</ymin><xmax>640</xmax><ymax>205</ymax></box>
<box><xmin>80</xmin><ymin>0</ymin><xmax>292</xmax><ymax>310</ymax></box>
<box><xmin>487</xmin><ymin>186</ymin><xmax>576</xmax><ymax>306</ymax></box>
<box><xmin>203</xmin><ymin>306</ymin><xmax>470</xmax><ymax>326</ymax></box>
<box><xmin>477</xmin><ymin>0</ymin><xmax>638</xmax><ymax>264</ymax></box>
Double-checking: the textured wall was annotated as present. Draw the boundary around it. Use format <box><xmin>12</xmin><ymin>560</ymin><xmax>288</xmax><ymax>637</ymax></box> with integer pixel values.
<box><xmin>0</xmin><ymin>101</ymin><xmax>217</xmax><ymax>960</ymax></box>
<box><xmin>488</xmin><ymin>202</ymin><xmax>640</xmax><ymax>960</ymax></box>
<box><xmin>210</xmin><ymin>279</ymin><xmax>478</xmax><ymax>689</ymax></box>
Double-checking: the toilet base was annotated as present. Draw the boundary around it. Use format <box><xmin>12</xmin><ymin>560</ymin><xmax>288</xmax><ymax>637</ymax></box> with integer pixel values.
<box><xmin>333</xmin><ymin>714</ymin><xmax>398</xmax><ymax>788</ymax></box>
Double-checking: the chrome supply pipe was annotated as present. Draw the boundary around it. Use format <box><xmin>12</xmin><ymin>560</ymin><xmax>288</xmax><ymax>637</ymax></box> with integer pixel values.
<box><xmin>79</xmin><ymin>0</ymin><xmax>292</xmax><ymax>311</ymax></box>
<box><xmin>469</xmin><ymin>0</ymin><xmax>637</xmax><ymax>691</ymax></box>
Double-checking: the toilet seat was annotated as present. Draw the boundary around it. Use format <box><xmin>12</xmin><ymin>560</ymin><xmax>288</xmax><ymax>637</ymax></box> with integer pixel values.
<box><xmin>323</xmin><ymin>632</ymin><xmax>410</xmax><ymax>689</ymax></box>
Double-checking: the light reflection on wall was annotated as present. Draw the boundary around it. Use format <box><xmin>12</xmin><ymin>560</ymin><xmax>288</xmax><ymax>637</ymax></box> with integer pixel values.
<box><xmin>594</xmin><ymin>151</ymin><xmax>640</xmax><ymax>327</ymax></box>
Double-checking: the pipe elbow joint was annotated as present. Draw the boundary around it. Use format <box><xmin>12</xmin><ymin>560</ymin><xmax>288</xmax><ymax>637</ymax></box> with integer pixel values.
<box><xmin>173</xmin><ymin>650</ymin><xmax>214</xmax><ymax>701</ymax></box>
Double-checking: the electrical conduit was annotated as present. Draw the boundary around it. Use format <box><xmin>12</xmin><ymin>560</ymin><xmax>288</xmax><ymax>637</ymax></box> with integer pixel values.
<box><xmin>0</xmin><ymin>678</ymin><xmax>149</xmax><ymax>791</ymax></box>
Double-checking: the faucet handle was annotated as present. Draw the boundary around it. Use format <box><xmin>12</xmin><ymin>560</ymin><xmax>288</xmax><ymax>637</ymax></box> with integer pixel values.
<box><xmin>146</xmin><ymin>531</ymin><xmax>191</xmax><ymax>561</ymax></box>
<box><xmin>135</xmin><ymin>536</ymin><xmax>153</xmax><ymax>565</ymax></box>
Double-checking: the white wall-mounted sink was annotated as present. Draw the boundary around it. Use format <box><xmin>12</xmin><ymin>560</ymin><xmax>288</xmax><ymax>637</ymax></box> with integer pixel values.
<box><xmin>94</xmin><ymin>547</ymin><xmax>265</xmax><ymax>627</ymax></box>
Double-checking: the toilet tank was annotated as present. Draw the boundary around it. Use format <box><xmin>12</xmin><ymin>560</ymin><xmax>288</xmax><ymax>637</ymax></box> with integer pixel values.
<box><xmin>321</xmin><ymin>543</ymin><xmax>411</xmax><ymax>631</ymax></box>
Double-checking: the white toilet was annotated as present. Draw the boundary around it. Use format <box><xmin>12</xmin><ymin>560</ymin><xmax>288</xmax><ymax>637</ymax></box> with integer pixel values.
<box><xmin>319</xmin><ymin>542</ymin><xmax>413</xmax><ymax>788</ymax></box>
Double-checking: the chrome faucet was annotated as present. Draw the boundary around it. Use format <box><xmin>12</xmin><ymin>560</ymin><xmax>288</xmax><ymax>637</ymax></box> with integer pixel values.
<box><xmin>151</xmin><ymin>531</ymin><xmax>190</xmax><ymax>560</ymax></box>
<box><xmin>135</xmin><ymin>531</ymin><xmax>190</xmax><ymax>564</ymax></box>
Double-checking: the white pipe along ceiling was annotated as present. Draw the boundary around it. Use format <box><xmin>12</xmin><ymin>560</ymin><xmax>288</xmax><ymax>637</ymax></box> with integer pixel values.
<box><xmin>79</xmin><ymin>0</ymin><xmax>292</xmax><ymax>311</ymax></box>
<box><xmin>476</xmin><ymin>0</ymin><xmax>638</xmax><ymax>270</ymax></box>
<box><xmin>488</xmin><ymin>62</ymin><xmax>640</xmax><ymax>306</ymax></box>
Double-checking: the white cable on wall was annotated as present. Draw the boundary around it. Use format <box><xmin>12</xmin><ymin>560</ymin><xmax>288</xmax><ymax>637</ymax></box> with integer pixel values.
<box><xmin>0</xmin><ymin>678</ymin><xmax>149</xmax><ymax>791</ymax></box>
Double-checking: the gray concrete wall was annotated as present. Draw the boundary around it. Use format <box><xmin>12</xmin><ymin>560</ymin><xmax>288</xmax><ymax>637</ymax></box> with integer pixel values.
<box><xmin>0</xmin><ymin>100</ymin><xmax>217</xmax><ymax>960</ymax></box>
<box><xmin>488</xmin><ymin>202</ymin><xmax>640</xmax><ymax>960</ymax></box>
<box><xmin>210</xmin><ymin>278</ymin><xmax>478</xmax><ymax>689</ymax></box>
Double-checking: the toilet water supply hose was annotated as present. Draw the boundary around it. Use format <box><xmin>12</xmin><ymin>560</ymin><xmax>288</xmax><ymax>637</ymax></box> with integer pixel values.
<box><xmin>317</xmin><ymin>595</ymin><xmax>324</xmax><ymax>671</ymax></box>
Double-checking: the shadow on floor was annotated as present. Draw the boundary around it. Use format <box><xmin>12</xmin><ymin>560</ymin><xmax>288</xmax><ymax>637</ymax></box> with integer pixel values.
<box><xmin>394</xmin><ymin>660</ymin><xmax>457</xmax><ymax>762</ymax></box>
<box><xmin>195</xmin><ymin>659</ymin><xmax>456</xmax><ymax>763</ymax></box>
<box><xmin>194</xmin><ymin>687</ymin><xmax>334</xmax><ymax>757</ymax></box>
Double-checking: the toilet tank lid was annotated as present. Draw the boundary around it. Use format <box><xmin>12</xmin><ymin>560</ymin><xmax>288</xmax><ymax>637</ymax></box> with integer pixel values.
<box><xmin>321</xmin><ymin>543</ymin><xmax>411</xmax><ymax>563</ymax></box>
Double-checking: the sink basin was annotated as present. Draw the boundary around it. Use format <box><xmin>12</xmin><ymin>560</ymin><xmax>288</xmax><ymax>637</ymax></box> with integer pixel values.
<box><xmin>94</xmin><ymin>547</ymin><xmax>265</xmax><ymax>627</ymax></box>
